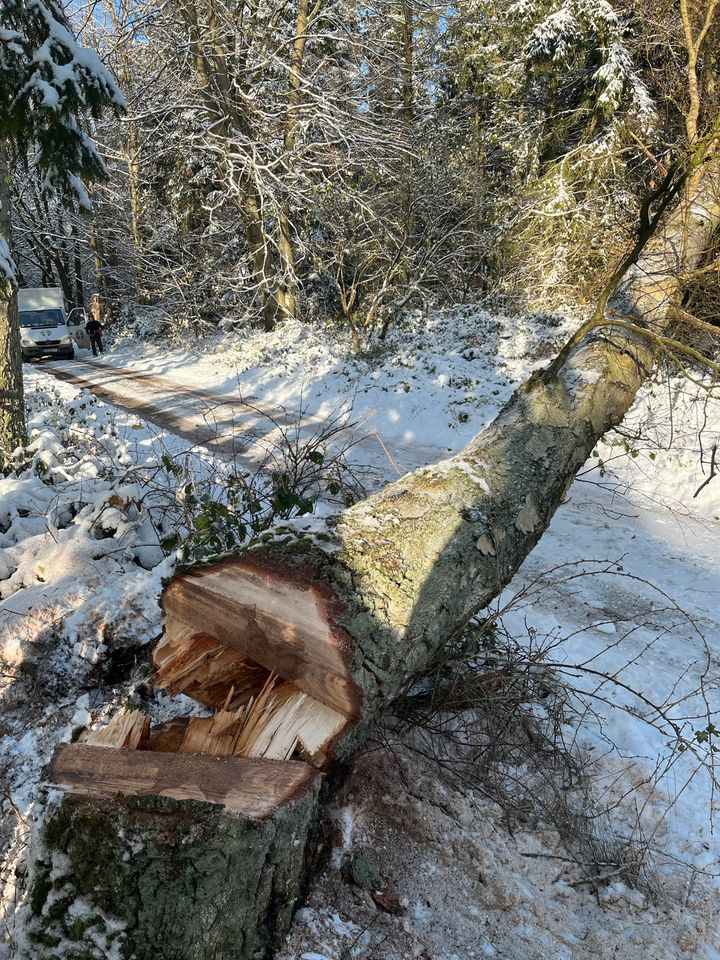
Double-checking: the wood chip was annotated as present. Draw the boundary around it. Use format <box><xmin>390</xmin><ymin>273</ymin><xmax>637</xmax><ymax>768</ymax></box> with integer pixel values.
<box><xmin>81</xmin><ymin>709</ymin><xmax>150</xmax><ymax>750</ymax></box>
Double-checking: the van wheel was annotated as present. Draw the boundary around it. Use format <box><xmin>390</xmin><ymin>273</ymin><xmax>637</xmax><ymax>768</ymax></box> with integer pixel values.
<box><xmin>62</xmin><ymin>348</ymin><xmax>75</xmax><ymax>360</ymax></box>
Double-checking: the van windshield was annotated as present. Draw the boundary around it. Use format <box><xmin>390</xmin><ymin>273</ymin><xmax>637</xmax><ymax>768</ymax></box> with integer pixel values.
<box><xmin>19</xmin><ymin>309</ymin><xmax>65</xmax><ymax>328</ymax></box>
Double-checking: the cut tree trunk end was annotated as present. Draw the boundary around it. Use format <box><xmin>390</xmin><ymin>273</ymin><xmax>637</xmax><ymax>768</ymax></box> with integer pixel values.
<box><xmin>31</xmin><ymin>155</ymin><xmax>720</xmax><ymax>959</ymax></box>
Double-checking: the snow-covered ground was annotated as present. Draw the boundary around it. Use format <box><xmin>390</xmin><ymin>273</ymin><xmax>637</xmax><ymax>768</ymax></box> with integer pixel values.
<box><xmin>1</xmin><ymin>305</ymin><xmax>719</xmax><ymax>958</ymax></box>
<box><xmin>73</xmin><ymin>306</ymin><xmax>577</xmax><ymax>472</ymax></box>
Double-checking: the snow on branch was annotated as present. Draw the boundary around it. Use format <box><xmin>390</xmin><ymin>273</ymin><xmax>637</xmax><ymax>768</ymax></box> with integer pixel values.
<box><xmin>0</xmin><ymin>0</ymin><xmax>125</xmax><ymax>204</ymax></box>
<box><xmin>520</xmin><ymin>0</ymin><xmax>656</xmax><ymax>134</ymax></box>
<box><xmin>0</xmin><ymin>234</ymin><xmax>17</xmax><ymax>289</ymax></box>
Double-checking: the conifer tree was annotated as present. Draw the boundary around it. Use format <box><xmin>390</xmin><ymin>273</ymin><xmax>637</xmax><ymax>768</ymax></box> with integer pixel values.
<box><xmin>0</xmin><ymin>0</ymin><xmax>123</xmax><ymax>463</ymax></box>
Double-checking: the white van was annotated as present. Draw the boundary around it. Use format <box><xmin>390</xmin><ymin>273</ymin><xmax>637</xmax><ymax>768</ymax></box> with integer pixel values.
<box><xmin>18</xmin><ymin>287</ymin><xmax>75</xmax><ymax>361</ymax></box>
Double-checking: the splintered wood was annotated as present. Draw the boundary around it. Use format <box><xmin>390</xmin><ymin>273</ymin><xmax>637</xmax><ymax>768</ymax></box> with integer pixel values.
<box><xmin>158</xmin><ymin>641</ymin><xmax>346</xmax><ymax>765</ymax></box>
<box><xmin>82</xmin><ymin>709</ymin><xmax>150</xmax><ymax>750</ymax></box>
<box><xmin>80</xmin><ymin>632</ymin><xmax>345</xmax><ymax>769</ymax></box>
<box><xmin>176</xmin><ymin>674</ymin><xmax>345</xmax><ymax>765</ymax></box>
<box><xmin>50</xmin><ymin>560</ymin><xmax>358</xmax><ymax>811</ymax></box>
<box><xmin>153</xmin><ymin>625</ymin><xmax>270</xmax><ymax>708</ymax></box>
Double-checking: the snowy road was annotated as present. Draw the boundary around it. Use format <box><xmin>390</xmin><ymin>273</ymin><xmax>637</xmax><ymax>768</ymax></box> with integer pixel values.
<box><xmin>42</xmin><ymin>357</ymin><xmax>441</xmax><ymax>476</ymax></box>
<box><xmin>44</xmin><ymin>357</ymin><xmax>329</xmax><ymax>454</ymax></box>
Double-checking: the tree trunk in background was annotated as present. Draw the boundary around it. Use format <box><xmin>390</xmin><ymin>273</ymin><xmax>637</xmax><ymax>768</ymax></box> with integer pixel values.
<box><xmin>25</xmin><ymin>190</ymin><xmax>55</xmax><ymax>285</ymax></box>
<box><xmin>0</xmin><ymin>141</ymin><xmax>25</xmax><ymax>465</ymax></box>
<box><xmin>32</xmin><ymin>155</ymin><xmax>720</xmax><ymax>959</ymax></box>
<box><xmin>53</xmin><ymin>237</ymin><xmax>74</xmax><ymax>308</ymax></box>
<box><xmin>401</xmin><ymin>0</ymin><xmax>414</xmax><ymax>124</ymax></box>
<box><xmin>180</xmin><ymin>0</ymin><xmax>291</xmax><ymax>331</ymax></box>
<box><xmin>73</xmin><ymin>222</ymin><xmax>85</xmax><ymax>313</ymax></box>
<box><xmin>276</xmin><ymin>0</ymin><xmax>316</xmax><ymax>321</ymax></box>
<box><xmin>239</xmin><ymin>181</ymin><xmax>287</xmax><ymax>331</ymax></box>
<box><xmin>126</xmin><ymin>128</ymin><xmax>143</xmax><ymax>252</ymax></box>
<box><xmin>401</xmin><ymin>0</ymin><xmax>416</xmax><ymax>256</ymax></box>
<box><xmin>89</xmin><ymin>201</ymin><xmax>106</xmax><ymax>310</ymax></box>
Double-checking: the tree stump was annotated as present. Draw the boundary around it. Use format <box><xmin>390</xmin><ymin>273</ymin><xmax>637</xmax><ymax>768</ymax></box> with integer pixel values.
<box><xmin>30</xmin><ymin>773</ymin><xmax>321</xmax><ymax>959</ymax></box>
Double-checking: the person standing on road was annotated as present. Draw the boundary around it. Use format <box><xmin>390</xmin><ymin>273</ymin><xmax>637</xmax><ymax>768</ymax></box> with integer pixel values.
<box><xmin>86</xmin><ymin>296</ymin><xmax>104</xmax><ymax>357</ymax></box>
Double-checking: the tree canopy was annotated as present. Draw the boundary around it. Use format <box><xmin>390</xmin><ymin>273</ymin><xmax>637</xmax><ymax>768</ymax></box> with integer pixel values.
<box><xmin>0</xmin><ymin>0</ymin><xmax>124</xmax><ymax>283</ymax></box>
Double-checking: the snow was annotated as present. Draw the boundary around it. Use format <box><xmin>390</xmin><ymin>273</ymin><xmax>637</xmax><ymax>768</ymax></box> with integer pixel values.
<box><xmin>0</xmin><ymin>232</ymin><xmax>16</xmax><ymax>286</ymax></box>
<box><xmin>101</xmin><ymin>305</ymin><xmax>577</xmax><ymax>473</ymax></box>
<box><xmin>1</xmin><ymin>303</ymin><xmax>720</xmax><ymax>957</ymax></box>
<box><xmin>1</xmin><ymin>0</ymin><xmax>125</xmax><ymax>211</ymax></box>
<box><xmin>27</xmin><ymin>0</ymin><xmax>126</xmax><ymax>111</ymax></box>
<box><xmin>519</xmin><ymin>0</ymin><xmax>656</xmax><ymax>141</ymax></box>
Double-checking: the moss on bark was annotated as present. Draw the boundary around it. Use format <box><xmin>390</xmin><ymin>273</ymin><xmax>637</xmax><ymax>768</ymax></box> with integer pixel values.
<box><xmin>29</xmin><ymin>782</ymin><xmax>322</xmax><ymax>960</ymax></box>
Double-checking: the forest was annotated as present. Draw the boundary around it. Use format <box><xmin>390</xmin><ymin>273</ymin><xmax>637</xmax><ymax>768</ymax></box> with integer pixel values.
<box><xmin>0</xmin><ymin>1</ymin><xmax>719</xmax><ymax>958</ymax></box>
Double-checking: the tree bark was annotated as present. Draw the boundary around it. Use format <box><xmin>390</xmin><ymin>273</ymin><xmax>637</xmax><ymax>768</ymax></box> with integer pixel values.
<box><xmin>401</xmin><ymin>0</ymin><xmax>414</xmax><ymax>124</ymax></box>
<box><xmin>276</xmin><ymin>0</ymin><xmax>317</xmax><ymax>321</ymax></box>
<box><xmin>32</xmin><ymin>154</ymin><xmax>720</xmax><ymax>959</ymax></box>
<box><xmin>30</xmin><ymin>779</ymin><xmax>323</xmax><ymax>959</ymax></box>
<box><xmin>73</xmin><ymin>222</ymin><xmax>85</xmax><ymax>313</ymax></box>
<box><xmin>126</xmin><ymin>133</ymin><xmax>143</xmax><ymax>253</ymax></box>
<box><xmin>89</xmin><ymin>198</ymin><xmax>106</xmax><ymax>311</ymax></box>
<box><xmin>0</xmin><ymin>139</ymin><xmax>25</xmax><ymax>465</ymax></box>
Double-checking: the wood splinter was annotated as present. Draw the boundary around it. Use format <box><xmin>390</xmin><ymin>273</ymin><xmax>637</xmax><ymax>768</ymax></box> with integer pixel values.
<box><xmin>49</xmin><ymin>557</ymin><xmax>361</xmax><ymax>819</ymax></box>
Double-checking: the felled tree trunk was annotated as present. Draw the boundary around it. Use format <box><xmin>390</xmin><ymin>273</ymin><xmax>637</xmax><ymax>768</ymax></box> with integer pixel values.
<box><xmin>32</xmin><ymin>157</ymin><xmax>720</xmax><ymax>959</ymax></box>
